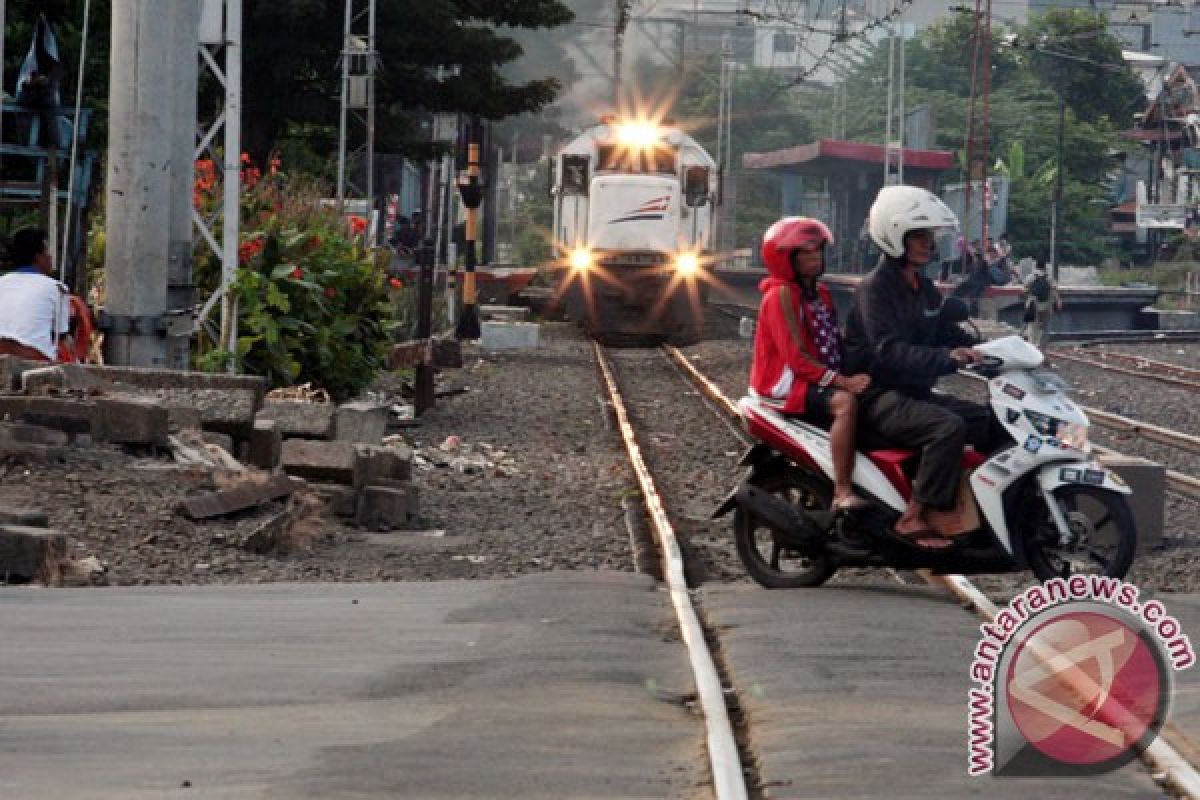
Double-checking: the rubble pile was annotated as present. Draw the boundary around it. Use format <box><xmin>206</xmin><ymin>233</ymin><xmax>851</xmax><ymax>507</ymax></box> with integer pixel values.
<box><xmin>0</xmin><ymin>355</ymin><xmax>423</xmax><ymax>585</ymax></box>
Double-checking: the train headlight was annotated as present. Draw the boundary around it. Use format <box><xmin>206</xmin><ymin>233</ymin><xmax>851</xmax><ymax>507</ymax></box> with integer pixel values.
<box><xmin>675</xmin><ymin>252</ymin><xmax>700</xmax><ymax>276</ymax></box>
<box><xmin>616</xmin><ymin>121</ymin><xmax>660</xmax><ymax>148</ymax></box>
<box><xmin>569</xmin><ymin>248</ymin><xmax>592</xmax><ymax>271</ymax></box>
<box><xmin>1059</xmin><ymin>422</ymin><xmax>1091</xmax><ymax>452</ymax></box>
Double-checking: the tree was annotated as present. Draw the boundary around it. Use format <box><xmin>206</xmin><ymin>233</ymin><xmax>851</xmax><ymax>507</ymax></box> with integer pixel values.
<box><xmin>241</xmin><ymin>0</ymin><xmax>575</xmax><ymax>166</ymax></box>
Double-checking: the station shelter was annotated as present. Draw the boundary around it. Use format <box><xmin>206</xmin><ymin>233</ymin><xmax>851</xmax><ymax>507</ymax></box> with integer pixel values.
<box><xmin>743</xmin><ymin>138</ymin><xmax>954</xmax><ymax>272</ymax></box>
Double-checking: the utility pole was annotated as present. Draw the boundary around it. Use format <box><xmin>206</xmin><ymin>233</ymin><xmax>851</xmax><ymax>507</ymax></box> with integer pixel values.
<box><xmin>167</xmin><ymin>0</ymin><xmax>202</xmax><ymax>369</ymax></box>
<box><xmin>614</xmin><ymin>1</ymin><xmax>634</xmax><ymax>108</ymax></box>
<box><xmin>104</xmin><ymin>0</ymin><xmax>176</xmax><ymax>367</ymax></box>
<box><xmin>1049</xmin><ymin>77</ymin><xmax>1065</xmax><ymax>281</ymax></box>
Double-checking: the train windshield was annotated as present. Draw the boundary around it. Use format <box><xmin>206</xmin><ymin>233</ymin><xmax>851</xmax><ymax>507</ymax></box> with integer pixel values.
<box><xmin>596</xmin><ymin>143</ymin><xmax>678</xmax><ymax>175</ymax></box>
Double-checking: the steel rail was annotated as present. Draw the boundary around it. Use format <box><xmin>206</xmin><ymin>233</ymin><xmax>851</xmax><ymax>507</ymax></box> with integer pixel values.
<box><xmin>666</xmin><ymin>344</ymin><xmax>1200</xmax><ymax>797</ymax></box>
<box><xmin>593</xmin><ymin>343</ymin><xmax>747</xmax><ymax>800</ymax></box>
<box><xmin>1072</xmin><ymin>350</ymin><xmax>1200</xmax><ymax>383</ymax></box>
<box><xmin>1050</xmin><ymin>349</ymin><xmax>1200</xmax><ymax>392</ymax></box>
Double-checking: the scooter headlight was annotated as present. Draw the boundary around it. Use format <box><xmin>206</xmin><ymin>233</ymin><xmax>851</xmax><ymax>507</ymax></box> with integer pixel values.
<box><xmin>1058</xmin><ymin>421</ymin><xmax>1091</xmax><ymax>453</ymax></box>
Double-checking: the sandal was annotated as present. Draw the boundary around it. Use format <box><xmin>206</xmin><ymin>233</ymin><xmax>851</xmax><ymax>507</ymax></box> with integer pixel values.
<box><xmin>893</xmin><ymin>528</ymin><xmax>954</xmax><ymax>550</ymax></box>
<box><xmin>832</xmin><ymin>494</ymin><xmax>870</xmax><ymax>512</ymax></box>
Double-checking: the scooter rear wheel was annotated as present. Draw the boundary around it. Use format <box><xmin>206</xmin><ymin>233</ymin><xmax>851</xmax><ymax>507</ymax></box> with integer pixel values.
<box><xmin>734</xmin><ymin>468</ymin><xmax>837</xmax><ymax>588</ymax></box>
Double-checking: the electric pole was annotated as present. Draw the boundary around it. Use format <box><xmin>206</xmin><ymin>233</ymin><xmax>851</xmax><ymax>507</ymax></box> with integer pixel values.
<box><xmin>614</xmin><ymin>1</ymin><xmax>634</xmax><ymax>108</ymax></box>
<box><xmin>104</xmin><ymin>0</ymin><xmax>177</xmax><ymax>367</ymax></box>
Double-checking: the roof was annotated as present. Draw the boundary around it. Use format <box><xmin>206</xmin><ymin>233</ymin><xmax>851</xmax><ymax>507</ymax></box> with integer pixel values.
<box><xmin>742</xmin><ymin>138</ymin><xmax>955</xmax><ymax>173</ymax></box>
<box><xmin>1120</xmin><ymin>128</ymin><xmax>1184</xmax><ymax>142</ymax></box>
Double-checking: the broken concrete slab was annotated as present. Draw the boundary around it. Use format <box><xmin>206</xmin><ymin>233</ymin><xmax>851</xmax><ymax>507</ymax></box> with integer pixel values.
<box><xmin>258</xmin><ymin>400</ymin><xmax>336</xmax><ymax>440</ymax></box>
<box><xmin>0</xmin><ymin>355</ymin><xmax>38</xmax><ymax>391</ymax></box>
<box><xmin>353</xmin><ymin>444</ymin><xmax>413</xmax><ymax>489</ymax></box>
<box><xmin>49</xmin><ymin>365</ymin><xmax>267</xmax><ymax>410</ymax></box>
<box><xmin>334</xmin><ymin>401</ymin><xmax>389</xmax><ymax>444</ymax></box>
<box><xmin>481</xmin><ymin>321</ymin><xmax>539</xmax><ymax>351</ymax></box>
<box><xmin>245</xmin><ymin>419</ymin><xmax>282</xmax><ymax>470</ymax></box>
<box><xmin>481</xmin><ymin>305</ymin><xmax>530</xmax><ymax>322</ymax></box>
<box><xmin>314</xmin><ymin>483</ymin><xmax>358</xmax><ymax>517</ymax></box>
<box><xmin>0</xmin><ymin>525</ymin><xmax>67</xmax><ymax>582</ymax></box>
<box><xmin>179</xmin><ymin>473</ymin><xmax>301</xmax><ymax>520</ymax></box>
<box><xmin>355</xmin><ymin>485</ymin><xmax>419</xmax><ymax>531</ymax></box>
<box><xmin>94</xmin><ymin>398</ymin><xmax>171</xmax><ymax>446</ymax></box>
<box><xmin>281</xmin><ymin>439</ymin><xmax>360</xmax><ymax>485</ymax></box>
<box><xmin>150</xmin><ymin>389</ymin><xmax>258</xmax><ymax>439</ymax></box>
<box><xmin>0</xmin><ymin>507</ymin><xmax>50</xmax><ymax>528</ymax></box>
<box><xmin>5</xmin><ymin>422</ymin><xmax>71</xmax><ymax>447</ymax></box>
<box><xmin>0</xmin><ymin>396</ymin><xmax>169</xmax><ymax>446</ymax></box>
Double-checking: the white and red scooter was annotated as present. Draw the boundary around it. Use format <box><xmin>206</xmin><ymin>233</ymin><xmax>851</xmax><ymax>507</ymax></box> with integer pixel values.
<box><xmin>714</xmin><ymin>330</ymin><xmax>1137</xmax><ymax>589</ymax></box>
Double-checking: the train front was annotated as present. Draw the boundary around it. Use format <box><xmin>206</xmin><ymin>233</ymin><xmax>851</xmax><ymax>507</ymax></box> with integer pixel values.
<box><xmin>555</xmin><ymin>119</ymin><xmax>717</xmax><ymax>345</ymax></box>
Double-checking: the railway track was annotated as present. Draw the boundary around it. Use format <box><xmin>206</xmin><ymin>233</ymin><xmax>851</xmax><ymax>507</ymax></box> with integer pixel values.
<box><xmin>592</xmin><ymin>343</ymin><xmax>748</xmax><ymax>800</ymax></box>
<box><xmin>659</xmin><ymin>343</ymin><xmax>1200</xmax><ymax>798</ymax></box>
<box><xmin>1050</xmin><ymin>348</ymin><xmax>1200</xmax><ymax>393</ymax></box>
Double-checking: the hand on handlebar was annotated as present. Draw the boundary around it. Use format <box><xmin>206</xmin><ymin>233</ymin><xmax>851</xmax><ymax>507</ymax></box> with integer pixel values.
<box><xmin>950</xmin><ymin>347</ymin><xmax>985</xmax><ymax>367</ymax></box>
<box><xmin>836</xmin><ymin>373</ymin><xmax>871</xmax><ymax>395</ymax></box>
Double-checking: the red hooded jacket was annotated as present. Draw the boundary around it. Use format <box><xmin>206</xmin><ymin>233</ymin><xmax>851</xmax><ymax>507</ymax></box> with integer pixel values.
<box><xmin>749</xmin><ymin>265</ymin><xmax>843</xmax><ymax>414</ymax></box>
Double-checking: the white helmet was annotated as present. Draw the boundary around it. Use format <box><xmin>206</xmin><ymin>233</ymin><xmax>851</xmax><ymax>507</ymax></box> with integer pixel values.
<box><xmin>867</xmin><ymin>185</ymin><xmax>959</xmax><ymax>258</ymax></box>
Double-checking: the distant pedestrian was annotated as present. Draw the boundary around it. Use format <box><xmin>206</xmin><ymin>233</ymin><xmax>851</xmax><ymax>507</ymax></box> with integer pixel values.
<box><xmin>1021</xmin><ymin>263</ymin><xmax>1062</xmax><ymax>350</ymax></box>
<box><xmin>0</xmin><ymin>228</ymin><xmax>70</xmax><ymax>361</ymax></box>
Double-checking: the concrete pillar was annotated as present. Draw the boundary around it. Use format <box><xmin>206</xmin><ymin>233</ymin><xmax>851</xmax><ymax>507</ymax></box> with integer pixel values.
<box><xmin>167</xmin><ymin>0</ymin><xmax>202</xmax><ymax>370</ymax></box>
<box><xmin>104</xmin><ymin>0</ymin><xmax>173</xmax><ymax>368</ymax></box>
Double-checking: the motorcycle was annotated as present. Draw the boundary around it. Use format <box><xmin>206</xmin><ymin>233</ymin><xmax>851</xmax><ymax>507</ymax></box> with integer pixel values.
<box><xmin>713</xmin><ymin>329</ymin><xmax>1137</xmax><ymax>589</ymax></box>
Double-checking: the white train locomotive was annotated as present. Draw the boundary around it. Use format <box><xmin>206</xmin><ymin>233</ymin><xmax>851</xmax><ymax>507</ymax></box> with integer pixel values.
<box><xmin>552</xmin><ymin>118</ymin><xmax>719</xmax><ymax>344</ymax></box>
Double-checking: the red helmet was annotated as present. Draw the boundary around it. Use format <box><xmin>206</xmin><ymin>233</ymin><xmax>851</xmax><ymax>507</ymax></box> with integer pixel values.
<box><xmin>761</xmin><ymin>217</ymin><xmax>834</xmax><ymax>277</ymax></box>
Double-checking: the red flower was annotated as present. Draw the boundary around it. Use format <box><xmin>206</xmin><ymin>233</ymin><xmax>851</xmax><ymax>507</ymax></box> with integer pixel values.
<box><xmin>238</xmin><ymin>239</ymin><xmax>265</xmax><ymax>265</ymax></box>
<box><xmin>241</xmin><ymin>152</ymin><xmax>251</xmax><ymax>165</ymax></box>
<box><xmin>290</xmin><ymin>267</ymin><xmax>304</xmax><ymax>280</ymax></box>
<box><xmin>389</xmin><ymin>277</ymin><xmax>403</xmax><ymax>289</ymax></box>
<box><xmin>349</xmin><ymin>215</ymin><xmax>368</xmax><ymax>235</ymax></box>
<box><xmin>324</xmin><ymin>286</ymin><xmax>338</xmax><ymax>299</ymax></box>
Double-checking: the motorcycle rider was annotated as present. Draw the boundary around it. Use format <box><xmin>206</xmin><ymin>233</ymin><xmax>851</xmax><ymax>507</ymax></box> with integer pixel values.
<box><xmin>751</xmin><ymin>217</ymin><xmax>872</xmax><ymax>511</ymax></box>
<box><xmin>843</xmin><ymin>186</ymin><xmax>992</xmax><ymax>544</ymax></box>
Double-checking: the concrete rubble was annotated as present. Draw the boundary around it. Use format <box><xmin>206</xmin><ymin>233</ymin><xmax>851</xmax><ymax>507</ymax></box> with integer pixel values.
<box><xmin>0</xmin><ymin>354</ymin><xmax>436</xmax><ymax>582</ymax></box>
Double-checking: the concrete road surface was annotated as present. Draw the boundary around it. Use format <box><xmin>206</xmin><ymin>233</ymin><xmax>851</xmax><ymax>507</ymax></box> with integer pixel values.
<box><xmin>0</xmin><ymin>573</ymin><xmax>704</xmax><ymax>799</ymax></box>
<box><xmin>702</xmin><ymin>582</ymin><xmax>1165</xmax><ymax>798</ymax></box>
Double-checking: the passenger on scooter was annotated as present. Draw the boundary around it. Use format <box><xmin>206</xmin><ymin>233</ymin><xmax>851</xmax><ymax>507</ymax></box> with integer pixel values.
<box><xmin>843</xmin><ymin>187</ymin><xmax>993</xmax><ymax>543</ymax></box>
<box><xmin>750</xmin><ymin>217</ymin><xmax>873</xmax><ymax>512</ymax></box>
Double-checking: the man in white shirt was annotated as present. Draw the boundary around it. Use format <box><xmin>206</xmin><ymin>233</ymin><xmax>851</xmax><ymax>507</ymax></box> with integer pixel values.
<box><xmin>0</xmin><ymin>228</ymin><xmax>70</xmax><ymax>361</ymax></box>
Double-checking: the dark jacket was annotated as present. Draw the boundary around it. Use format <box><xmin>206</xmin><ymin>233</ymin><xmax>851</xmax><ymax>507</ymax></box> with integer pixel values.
<box><xmin>843</xmin><ymin>257</ymin><xmax>976</xmax><ymax>397</ymax></box>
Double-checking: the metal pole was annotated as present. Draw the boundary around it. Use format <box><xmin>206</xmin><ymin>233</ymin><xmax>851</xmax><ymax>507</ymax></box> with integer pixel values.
<box><xmin>166</xmin><ymin>0</ymin><xmax>200</xmax><ymax>369</ymax></box>
<box><xmin>897</xmin><ymin>21</ymin><xmax>905</xmax><ymax>182</ymax></box>
<box><xmin>1051</xmin><ymin>83</ymin><xmax>1065</xmax><ymax>281</ymax></box>
<box><xmin>455</xmin><ymin>129</ymin><xmax>482</xmax><ymax>340</ymax></box>
<box><xmin>104</xmin><ymin>0</ymin><xmax>172</xmax><ymax>367</ymax></box>
<box><xmin>0</xmin><ymin>0</ymin><xmax>5</xmax><ymax>182</ymax></box>
<box><xmin>414</xmin><ymin>240</ymin><xmax>435</xmax><ymax>413</ymax></box>
<box><xmin>366</xmin><ymin>0</ymin><xmax>376</xmax><ymax>239</ymax></box>
<box><xmin>336</xmin><ymin>0</ymin><xmax>351</xmax><ymax>213</ymax></box>
<box><xmin>62</xmin><ymin>0</ymin><xmax>94</xmax><ymax>278</ymax></box>
<box><xmin>885</xmin><ymin>26</ymin><xmax>894</xmax><ymax>184</ymax></box>
<box><xmin>221</xmin><ymin>0</ymin><xmax>243</xmax><ymax>368</ymax></box>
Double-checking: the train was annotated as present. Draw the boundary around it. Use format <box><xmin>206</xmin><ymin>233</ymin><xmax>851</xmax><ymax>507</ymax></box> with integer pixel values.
<box><xmin>551</xmin><ymin>117</ymin><xmax>719</xmax><ymax>345</ymax></box>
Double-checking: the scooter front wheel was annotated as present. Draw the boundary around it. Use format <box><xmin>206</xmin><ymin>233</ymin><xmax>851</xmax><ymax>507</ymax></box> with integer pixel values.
<box><xmin>1024</xmin><ymin>485</ymin><xmax>1137</xmax><ymax>581</ymax></box>
<box><xmin>733</xmin><ymin>468</ymin><xmax>837</xmax><ymax>588</ymax></box>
